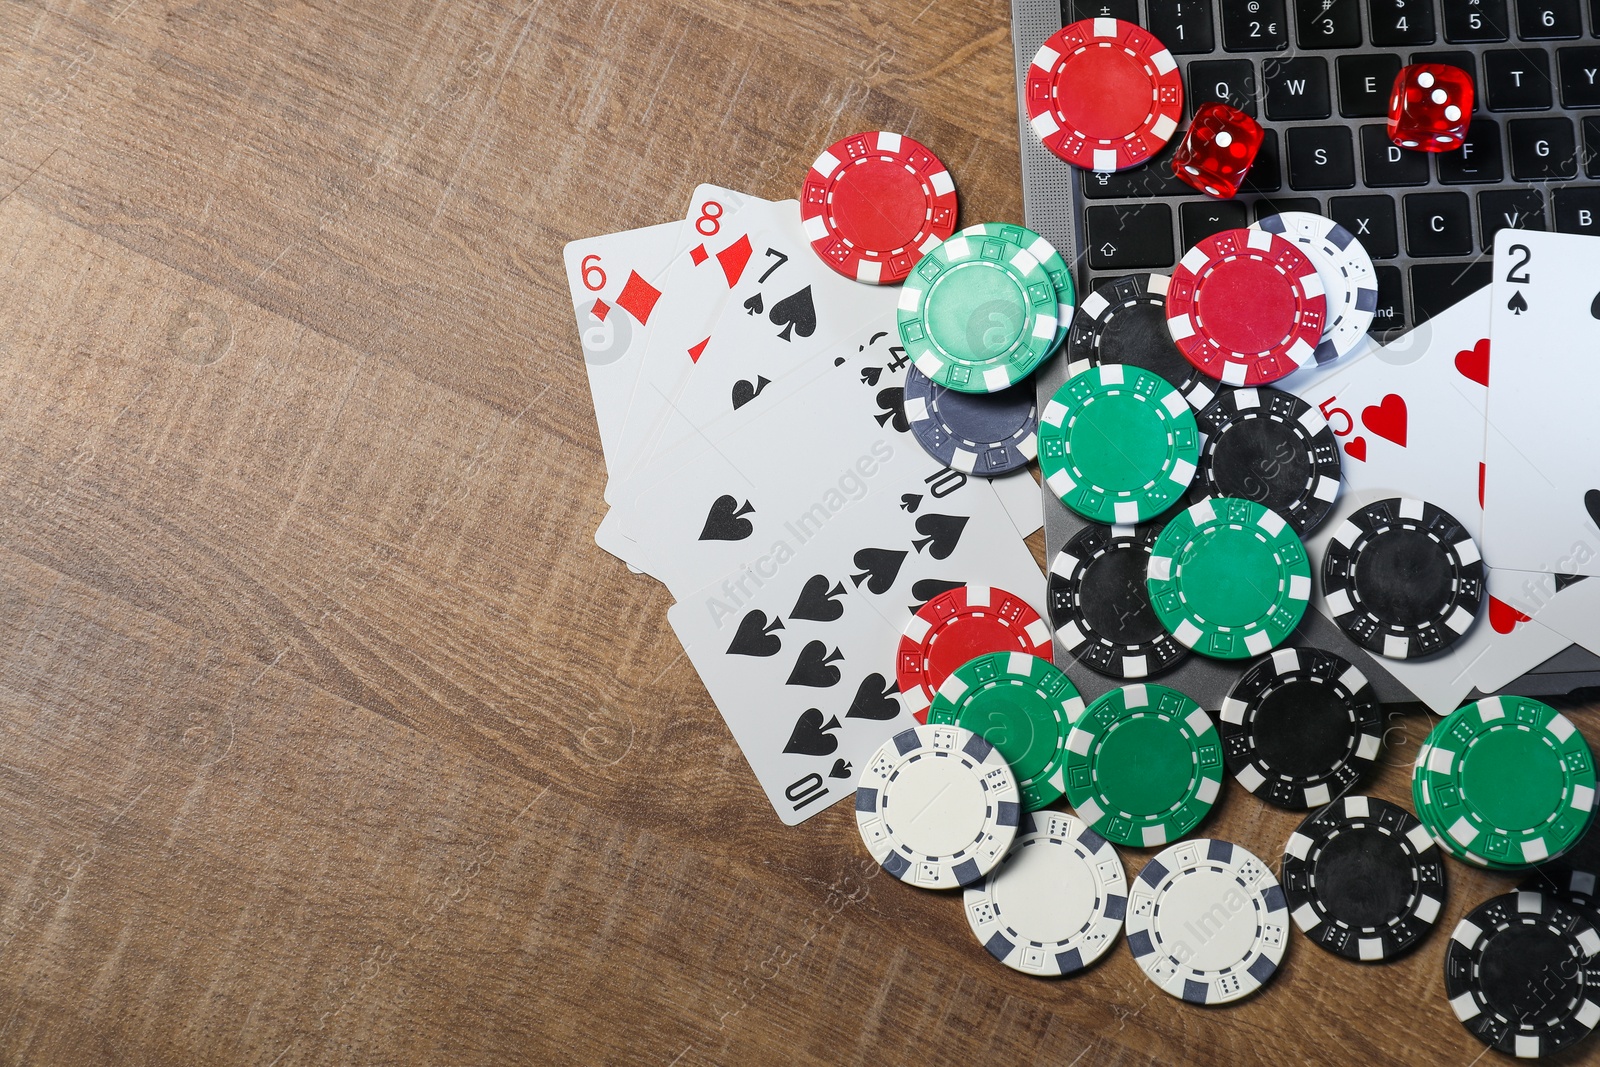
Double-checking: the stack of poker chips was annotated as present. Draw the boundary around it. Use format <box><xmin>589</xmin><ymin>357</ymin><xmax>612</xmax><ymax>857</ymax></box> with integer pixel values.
<box><xmin>1412</xmin><ymin>696</ymin><xmax>1597</xmax><ymax>870</ymax></box>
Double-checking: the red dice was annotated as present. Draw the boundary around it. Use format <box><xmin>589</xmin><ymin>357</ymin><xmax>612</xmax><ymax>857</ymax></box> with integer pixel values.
<box><xmin>1171</xmin><ymin>102</ymin><xmax>1264</xmax><ymax>199</ymax></box>
<box><xmin>1388</xmin><ymin>64</ymin><xmax>1474</xmax><ymax>152</ymax></box>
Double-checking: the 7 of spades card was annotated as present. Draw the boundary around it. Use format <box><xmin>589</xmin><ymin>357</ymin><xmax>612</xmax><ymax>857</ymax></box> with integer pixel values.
<box><xmin>605</xmin><ymin>309</ymin><xmax>1031</xmax><ymax>597</ymax></box>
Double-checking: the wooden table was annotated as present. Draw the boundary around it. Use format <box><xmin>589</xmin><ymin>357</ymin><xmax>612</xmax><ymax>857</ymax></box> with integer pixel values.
<box><xmin>2</xmin><ymin>1</ymin><xmax>1596</xmax><ymax>1063</ymax></box>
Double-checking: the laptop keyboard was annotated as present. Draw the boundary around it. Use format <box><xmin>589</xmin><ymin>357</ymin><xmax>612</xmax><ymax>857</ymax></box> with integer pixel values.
<box><xmin>1055</xmin><ymin>0</ymin><xmax>1600</xmax><ymax>337</ymax></box>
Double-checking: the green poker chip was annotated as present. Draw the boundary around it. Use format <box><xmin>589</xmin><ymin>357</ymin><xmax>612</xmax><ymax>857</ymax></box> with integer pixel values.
<box><xmin>1413</xmin><ymin>697</ymin><xmax>1597</xmax><ymax>869</ymax></box>
<box><xmin>1063</xmin><ymin>683</ymin><xmax>1223</xmax><ymax>848</ymax></box>
<box><xmin>962</xmin><ymin>223</ymin><xmax>1076</xmax><ymax>353</ymax></box>
<box><xmin>1038</xmin><ymin>364</ymin><xmax>1201</xmax><ymax>524</ymax></box>
<box><xmin>927</xmin><ymin>651</ymin><xmax>1084</xmax><ymax>811</ymax></box>
<box><xmin>1146</xmin><ymin>496</ymin><xmax>1311</xmax><ymax>660</ymax></box>
<box><xmin>897</xmin><ymin>225</ymin><xmax>1061</xmax><ymax>394</ymax></box>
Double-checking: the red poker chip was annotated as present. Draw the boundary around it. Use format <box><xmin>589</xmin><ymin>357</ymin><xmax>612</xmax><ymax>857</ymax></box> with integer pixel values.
<box><xmin>799</xmin><ymin>131</ymin><xmax>958</xmax><ymax>285</ymax></box>
<box><xmin>1026</xmin><ymin>18</ymin><xmax>1184</xmax><ymax>172</ymax></box>
<box><xmin>1165</xmin><ymin>227</ymin><xmax>1328</xmax><ymax>386</ymax></box>
<box><xmin>896</xmin><ymin>586</ymin><xmax>1053</xmax><ymax>722</ymax></box>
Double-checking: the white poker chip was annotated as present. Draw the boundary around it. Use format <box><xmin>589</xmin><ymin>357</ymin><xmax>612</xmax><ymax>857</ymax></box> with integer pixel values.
<box><xmin>1126</xmin><ymin>838</ymin><xmax>1290</xmax><ymax>1004</ymax></box>
<box><xmin>1254</xmin><ymin>211</ymin><xmax>1378</xmax><ymax>367</ymax></box>
<box><xmin>855</xmin><ymin>723</ymin><xmax>1022</xmax><ymax>890</ymax></box>
<box><xmin>964</xmin><ymin>810</ymin><xmax>1127</xmax><ymax>976</ymax></box>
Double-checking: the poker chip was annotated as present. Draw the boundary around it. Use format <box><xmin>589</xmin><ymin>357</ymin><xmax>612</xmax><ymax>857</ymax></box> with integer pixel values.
<box><xmin>1410</xmin><ymin>735</ymin><xmax>1521</xmax><ymax>871</ymax></box>
<box><xmin>1025</xmin><ymin>18</ymin><xmax>1183</xmax><ymax>172</ymax></box>
<box><xmin>964</xmin><ymin>810</ymin><xmax>1127</xmax><ymax>976</ymax></box>
<box><xmin>927</xmin><ymin>652</ymin><xmax>1084</xmax><ymax>811</ymax></box>
<box><xmin>1445</xmin><ymin>891</ymin><xmax>1600</xmax><ymax>1058</ymax></box>
<box><xmin>1063</xmin><ymin>683</ymin><xmax>1223</xmax><ymax>848</ymax></box>
<box><xmin>1166</xmin><ymin>227</ymin><xmax>1328</xmax><ymax>387</ymax></box>
<box><xmin>1047</xmin><ymin>523</ymin><xmax>1189</xmax><ymax>680</ymax></box>
<box><xmin>897</xmin><ymin>228</ymin><xmax>1061</xmax><ymax>393</ymax></box>
<box><xmin>897</xmin><ymin>586</ymin><xmax>1053</xmax><ymax>721</ymax></box>
<box><xmin>799</xmin><ymin>131</ymin><xmax>958</xmax><ymax>285</ymax></box>
<box><xmin>1413</xmin><ymin>696</ymin><xmax>1597</xmax><ymax>869</ymax></box>
<box><xmin>1253</xmin><ymin>211</ymin><xmax>1378</xmax><ymax>367</ymax></box>
<box><xmin>1126</xmin><ymin>839</ymin><xmax>1289</xmax><ymax>1004</ymax></box>
<box><xmin>1066</xmin><ymin>273</ymin><xmax>1219</xmax><ymax>411</ymax></box>
<box><xmin>855</xmin><ymin>723</ymin><xmax>1022</xmax><ymax>889</ymax></box>
<box><xmin>1193</xmin><ymin>387</ymin><xmax>1341</xmax><ymax>535</ymax></box>
<box><xmin>1219</xmin><ymin>647</ymin><xmax>1381</xmax><ymax>809</ymax></box>
<box><xmin>1146</xmin><ymin>497</ymin><xmax>1312</xmax><ymax>660</ymax></box>
<box><xmin>1280</xmin><ymin>795</ymin><xmax>1446</xmax><ymax>962</ymax></box>
<box><xmin>1321</xmin><ymin>497</ymin><xmax>1485</xmax><ymax>659</ymax></box>
<box><xmin>1520</xmin><ymin>866</ymin><xmax>1600</xmax><ymax>930</ymax></box>
<box><xmin>1037</xmin><ymin>364</ymin><xmax>1200</xmax><ymax>524</ymax></box>
<box><xmin>903</xmin><ymin>365</ymin><xmax>1039</xmax><ymax>476</ymax></box>
<box><xmin>963</xmin><ymin>222</ymin><xmax>1076</xmax><ymax>351</ymax></box>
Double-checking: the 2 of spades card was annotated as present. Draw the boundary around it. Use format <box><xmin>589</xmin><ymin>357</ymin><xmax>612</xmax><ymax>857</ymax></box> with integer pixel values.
<box><xmin>605</xmin><ymin>310</ymin><xmax>1036</xmax><ymax>598</ymax></box>
<box><xmin>667</xmin><ymin>476</ymin><xmax>1048</xmax><ymax>825</ymax></box>
<box><xmin>1483</xmin><ymin>229</ymin><xmax>1600</xmax><ymax>580</ymax></box>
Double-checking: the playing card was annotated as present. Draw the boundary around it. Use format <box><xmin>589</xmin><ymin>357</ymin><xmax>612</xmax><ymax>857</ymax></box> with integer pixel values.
<box><xmin>668</xmin><ymin>483</ymin><xmax>1049</xmax><ymax>825</ymax></box>
<box><xmin>1487</xmin><ymin>569</ymin><xmax>1600</xmax><ymax>657</ymax></box>
<box><xmin>1290</xmin><ymin>286</ymin><xmax>1491</xmax><ymax>529</ymax></box>
<box><xmin>562</xmin><ymin>221</ymin><xmax>685</xmax><ymax>474</ymax></box>
<box><xmin>614</xmin><ymin>198</ymin><xmax>896</xmax><ymax>488</ymax></box>
<box><xmin>1482</xmin><ymin>228</ymin><xmax>1600</xmax><ymax>578</ymax></box>
<box><xmin>606</xmin><ymin>312</ymin><xmax>1028</xmax><ymax>597</ymax></box>
<box><xmin>607</xmin><ymin>189</ymin><xmax>800</xmax><ymax>487</ymax></box>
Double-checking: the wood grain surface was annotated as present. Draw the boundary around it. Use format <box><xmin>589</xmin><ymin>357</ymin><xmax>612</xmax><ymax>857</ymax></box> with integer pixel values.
<box><xmin>0</xmin><ymin>0</ymin><xmax>1596</xmax><ymax>1064</ymax></box>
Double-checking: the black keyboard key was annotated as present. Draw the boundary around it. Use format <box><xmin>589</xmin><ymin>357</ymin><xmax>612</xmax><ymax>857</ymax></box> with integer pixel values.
<box><xmin>1330</xmin><ymin>194</ymin><xmax>1401</xmax><ymax>257</ymax></box>
<box><xmin>1262</xmin><ymin>57</ymin><xmax>1333</xmax><ymax>118</ymax></box>
<box><xmin>1585</xmin><ymin>115</ymin><xmax>1600</xmax><ymax>175</ymax></box>
<box><xmin>1251</xmin><ymin>196</ymin><xmax>1323</xmax><ymax>220</ymax></box>
<box><xmin>1442</xmin><ymin>0</ymin><xmax>1512</xmax><ymax>39</ymax></box>
<box><xmin>1515</xmin><ymin>0</ymin><xmax>1582</xmax><ymax>37</ymax></box>
<box><xmin>1149</xmin><ymin>0</ymin><xmax>1219</xmax><ymax>53</ymax></box>
<box><xmin>1405</xmin><ymin>192</ymin><xmax>1474</xmax><ymax>255</ymax></box>
<box><xmin>1286</xmin><ymin>126</ymin><xmax>1356</xmax><ymax>188</ymax></box>
<box><xmin>1558</xmin><ymin>47</ymin><xmax>1600</xmax><ymax>105</ymax></box>
<box><xmin>1553</xmin><ymin>187</ymin><xmax>1600</xmax><ymax>233</ymax></box>
<box><xmin>1338</xmin><ymin>54</ymin><xmax>1405</xmax><ymax>116</ymax></box>
<box><xmin>1437</xmin><ymin>119</ymin><xmax>1506</xmax><ymax>182</ymax></box>
<box><xmin>1064</xmin><ymin>0</ymin><xmax>1141</xmax><ymax>21</ymax></box>
<box><xmin>1241</xmin><ymin>129</ymin><xmax>1285</xmax><ymax>192</ymax></box>
<box><xmin>1189</xmin><ymin>60</ymin><xmax>1260</xmax><ymax>115</ymax></box>
<box><xmin>1369</xmin><ymin>266</ymin><xmax>1407</xmax><ymax>334</ymax></box>
<box><xmin>1085</xmin><ymin>204</ymin><xmax>1176</xmax><ymax>270</ymax></box>
<box><xmin>1181</xmin><ymin>200</ymin><xmax>1252</xmax><ymax>246</ymax></box>
<box><xmin>1484</xmin><ymin>48</ymin><xmax>1554</xmax><ymax>109</ymax></box>
<box><xmin>1411</xmin><ymin>262</ymin><xmax>1493</xmax><ymax>323</ymax></box>
<box><xmin>1412</xmin><ymin>50</ymin><xmax>1478</xmax><ymax>78</ymax></box>
<box><xmin>1222</xmin><ymin>0</ymin><xmax>1290</xmax><ymax>49</ymax></box>
<box><xmin>1082</xmin><ymin>144</ymin><xmax>1191</xmax><ymax>198</ymax></box>
<box><xmin>1297</xmin><ymin>0</ymin><xmax>1364</xmax><ymax>45</ymax></box>
<box><xmin>1478</xmin><ymin>189</ymin><xmax>1547</xmax><ymax>248</ymax></box>
<box><xmin>1508</xmin><ymin>117</ymin><xmax>1578</xmax><ymax>179</ymax></box>
<box><xmin>1369</xmin><ymin>0</ymin><xmax>1438</xmax><ymax>44</ymax></box>
<box><xmin>1360</xmin><ymin>123</ymin><xmax>1433</xmax><ymax>184</ymax></box>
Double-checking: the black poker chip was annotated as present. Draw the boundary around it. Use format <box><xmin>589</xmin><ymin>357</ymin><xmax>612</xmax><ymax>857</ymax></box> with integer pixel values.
<box><xmin>1519</xmin><ymin>866</ymin><xmax>1600</xmax><ymax>930</ymax></box>
<box><xmin>1065</xmin><ymin>273</ymin><xmax>1217</xmax><ymax>410</ymax></box>
<box><xmin>1220</xmin><ymin>647</ymin><xmax>1382</xmax><ymax>810</ymax></box>
<box><xmin>1047</xmin><ymin>523</ymin><xmax>1189</xmax><ymax>679</ymax></box>
<box><xmin>1281</xmin><ymin>795</ymin><xmax>1446</xmax><ymax>962</ymax></box>
<box><xmin>1194</xmin><ymin>387</ymin><xmax>1341</xmax><ymax>535</ymax></box>
<box><xmin>1444</xmin><ymin>890</ymin><xmax>1600</xmax><ymax>1057</ymax></box>
<box><xmin>1322</xmin><ymin>497</ymin><xmax>1485</xmax><ymax>659</ymax></box>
